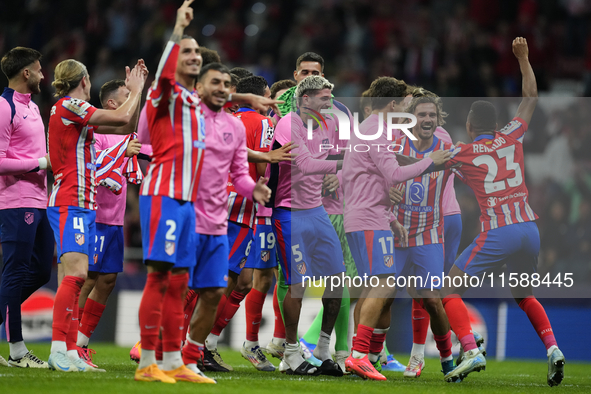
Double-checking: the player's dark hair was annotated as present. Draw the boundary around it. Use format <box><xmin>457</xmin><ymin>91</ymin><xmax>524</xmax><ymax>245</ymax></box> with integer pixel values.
<box><xmin>198</xmin><ymin>62</ymin><xmax>231</xmax><ymax>81</ymax></box>
<box><xmin>229</xmin><ymin>67</ymin><xmax>253</xmax><ymax>80</ymax></box>
<box><xmin>270</xmin><ymin>79</ymin><xmax>296</xmax><ymax>99</ymax></box>
<box><xmin>99</xmin><ymin>79</ymin><xmax>126</xmax><ymax>108</ymax></box>
<box><xmin>296</xmin><ymin>52</ymin><xmax>324</xmax><ymax>72</ymax></box>
<box><xmin>468</xmin><ymin>100</ymin><xmax>497</xmax><ymax>133</ymax></box>
<box><xmin>199</xmin><ymin>47</ymin><xmax>221</xmax><ymax>67</ymax></box>
<box><xmin>360</xmin><ymin>89</ymin><xmax>372</xmax><ymax>119</ymax></box>
<box><xmin>236</xmin><ymin>76</ymin><xmax>268</xmax><ymax>97</ymax></box>
<box><xmin>369</xmin><ymin>76</ymin><xmax>407</xmax><ymax>110</ymax></box>
<box><xmin>230</xmin><ymin>73</ymin><xmax>240</xmax><ymax>88</ymax></box>
<box><xmin>182</xmin><ymin>34</ymin><xmax>195</xmax><ymax>41</ymax></box>
<box><xmin>1</xmin><ymin>47</ymin><xmax>42</xmax><ymax>80</ymax></box>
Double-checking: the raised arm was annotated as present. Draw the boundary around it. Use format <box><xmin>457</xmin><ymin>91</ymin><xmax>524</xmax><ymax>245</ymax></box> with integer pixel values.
<box><xmin>513</xmin><ymin>37</ymin><xmax>538</xmax><ymax>125</ymax></box>
<box><xmin>90</xmin><ymin>62</ymin><xmax>146</xmax><ymax>133</ymax></box>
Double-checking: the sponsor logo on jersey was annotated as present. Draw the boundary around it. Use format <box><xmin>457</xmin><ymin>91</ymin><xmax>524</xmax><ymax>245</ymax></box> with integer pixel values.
<box><xmin>75</xmin><ymin>233</ymin><xmax>85</xmax><ymax>245</ymax></box>
<box><xmin>487</xmin><ymin>197</ymin><xmax>498</xmax><ymax>207</ymax></box>
<box><xmin>165</xmin><ymin>241</ymin><xmax>175</xmax><ymax>256</ymax></box>
<box><xmin>384</xmin><ymin>255</ymin><xmax>394</xmax><ymax>268</ymax></box>
<box><xmin>261</xmin><ymin>250</ymin><xmax>270</xmax><ymax>262</ymax></box>
<box><xmin>24</xmin><ymin>212</ymin><xmax>34</xmax><ymax>225</ymax></box>
<box><xmin>409</xmin><ymin>182</ymin><xmax>425</xmax><ymax>204</ymax></box>
<box><xmin>296</xmin><ymin>262</ymin><xmax>307</xmax><ymax>275</ymax></box>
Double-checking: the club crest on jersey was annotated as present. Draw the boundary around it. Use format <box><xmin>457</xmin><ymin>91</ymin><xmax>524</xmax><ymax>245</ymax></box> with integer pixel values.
<box><xmin>240</xmin><ymin>257</ymin><xmax>247</xmax><ymax>269</ymax></box>
<box><xmin>24</xmin><ymin>212</ymin><xmax>34</xmax><ymax>225</ymax></box>
<box><xmin>487</xmin><ymin>197</ymin><xmax>498</xmax><ymax>207</ymax></box>
<box><xmin>430</xmin><ymin>171</ymin><xmax>442</xmax><ymax>180</ymax></box>
<box><xmin>322</xmin><ymin>138</ymin><xmax>330</xmax><ymax>146</ymax></box>
<box><xmin>384</xmin><ymin>255</ymin><xmax>394</xmax><ymax>268</ymax></box>
<box><xmin>165</xmin><ymin>241</ymin><xmax>175</xmax><ymax>256</ymax></box>
<box><xmin>93</xmin><ymin>254</ymin><xmax>98</xmax><ymax>265</ymax></box>
<box><xmin>409</xmin><ymin>182</ymin><xmax>425</xmax><ymax>204</ymax></box>
<box><xmin>261</xmin><ymin>250</ymin><xmax>270</xmax><ymax>262</ymax></box>
<box><xmin>75</xmin><ymin>233</ymin><xmax>85</xmax><ymax>245</ymax></box>
<box><xmin>296</xmin><ymin>262</ymin><xmax>307</xmax><ymax>275</ymax></box>
<box><xmin>223</xmin><ymin>132</ymin><xmax>233</xmax><ymax>144</ymax></box>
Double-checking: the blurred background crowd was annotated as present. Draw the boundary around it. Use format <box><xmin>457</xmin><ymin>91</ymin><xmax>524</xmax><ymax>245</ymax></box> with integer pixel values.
<box><xmin>1</xmin><ymin>0</ymin><xmax>590</xmax><ymax>283</ymax></box>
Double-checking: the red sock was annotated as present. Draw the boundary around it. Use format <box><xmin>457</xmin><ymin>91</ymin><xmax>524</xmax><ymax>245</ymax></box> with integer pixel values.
<box><xmin>182</xmin><ymin>340</ymin><xmax>204</xmax><ymax>365</ymax></box>
<box><xmin>156</xmin><ymin>335</ymin><xmax>163</xmax><ymax>361</ymax></box>
<box><xmin>272</xmin><ymin>284</ymin><xmax>285</xmax><ymax>339</ymax></box>
<box><xmin>138</xmin><ymin>271</ymin><xmax>170</xmax><ymax>351</ymax></box>
<box><xmin>369</xmin><ymin>331</ymin><xmax>387</xmax><ymax>354</ymax></box>
<box><xmin>211</xmin><ymin>290</ymin><xmax>245</xmax><ymax>336</ymax></box>
<box><xmin>518</xmin><ymin>296</ymin><xmax>558</xmax><ymax>350</ymax></box>
<box><xmin>79</xmin><ymin>298</ymin><xmax>106</xmax><ymax>339</ymax></box>
<box><xmin>245</xmin><ymin>288</ymin><xmax>266</xmax><ymax>342</ymax></box>
<box><xmin>442</xmin><ymin>295</ymin><xmax>477</xmax><ymax>352</ymax></box>
<box><xmin>67</xmin><ymin>293</ymin><xmax>80</xmax><ymax>351</ymax></box>
<box><xmin>52</xmin><ymin>276</ymin><xmax>84</xmax><ymax>343</ymax></box>
<box><xmin>352</xmin><ymin>324</ymin><xmax>373</xmax><ymax>354</ymax></box>
<box><xmin>161</xmin><ymin>273</ymin><xmax>188</xmax><ymax>352</ymax></box>
<box><xmin>182</xmin><ymin>290</ymin><xmax>199</xmax><ymax>341</ymax></box>
<box><xmin>78</xmin><ymin>306</ymin><xmax>84</xmax><ymax>326</ymax></box>
<box><xmin>433</xmin><ymin>331</ymin><xmax>453</xmax><ymax>359</ymax></box>
<box><xmin>412</xmin><ymin>299</ymin><xmax>430</xmax><ymax>344</ymax></box>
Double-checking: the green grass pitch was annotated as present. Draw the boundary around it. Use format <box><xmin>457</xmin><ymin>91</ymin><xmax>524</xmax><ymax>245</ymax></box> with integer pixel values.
<box><xmin>0</xmin><ymin>343</ymin><xmax>589</xmax><ymax>393</ymax></box>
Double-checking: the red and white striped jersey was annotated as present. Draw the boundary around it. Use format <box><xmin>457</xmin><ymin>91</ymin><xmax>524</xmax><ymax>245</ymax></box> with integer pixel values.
<box><xmin>393</xmin><ymin>136</ymin><xmax>452</xmax><ymax>247</ymax></box>
<box><xmin>445</xmin><ymin>117</ymin><xmax>537</xmax><ymax>232</ymax></box>
<box><xmin>227</xmin><ymin>108</ymin><xmax>274</xmax><ymax>228</ymax></box>
<box><xmin>48</xmin><ymin>97</ymin><xmax>98</xmax><ymax>209</ymax></box>
<box><xmin>140</xmin><ymin>41</ymin><xmax>206</xmax><ymax>202</ymax></box>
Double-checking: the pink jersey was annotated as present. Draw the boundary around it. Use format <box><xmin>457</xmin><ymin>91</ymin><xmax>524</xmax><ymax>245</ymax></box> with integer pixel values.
<box><xmin>194</xmin><ymin>104</ymin><xmax>256</xmax><ymax>235</ymax></box>
<box><xmin>227</xmin><ymin>108</ymin><xmax>274</xmax><ymax>227</ymax></box>
<box><xmin>48</xmin><ymin>97</ymin><xmax>98</xmax><ymax>209</ymax></box>
<box><xmin>392</xmin><ymin>126</ymin><xmax>460</xmax><ymax>216</ymax></box>
<box><xmin>0</xmin><ymin>88</ymin><xmax>47</xmax><ymax>209</ymax></box>
<box><xmin>140</xmin><ymin>41</ymin><xmax>206</xmax><ymax>202</ymax></box>
<box><xmin>271</xmin><ymin>111</ymin><xmax>339</xmax><ymax>210</ymax></box>
<box><xmin>342</xmin><ymin>114</ymin><xmax>433</xmax><ymax>233</ymax></box>
<box><xmin>445</xmin><ymin>117</ymin><xmax>537</xmax><ymax>232</ymax></box>
<box><xmin>94</xmin><ymin>134</ymin><xmax>150</xmax><ymax>226</ymax></box>
<box><xmin>393</xmin><ymin>135</ymin><xmax>453</xmax><ymax>247</ymax></box>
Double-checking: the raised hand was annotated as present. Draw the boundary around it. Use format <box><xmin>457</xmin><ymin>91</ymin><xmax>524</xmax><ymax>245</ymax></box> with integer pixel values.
<box><xmin>176</xmin><ymin>0</ymin><xmax>194</xmax><ymax>28</ymax></box>
<box><xmin>512</xmin><ymin>37</ymin><xmax>528</xmax><ymax>59</ymax></box>
<box><xmin>126</xmin><ymin>64</ymin><xmax>145</xmax><ymax>94</ymax></box>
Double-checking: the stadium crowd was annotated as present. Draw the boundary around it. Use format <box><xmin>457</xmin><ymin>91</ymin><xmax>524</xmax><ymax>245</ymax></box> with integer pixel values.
<box><xmin>5</xmin><ymin>0</ymin><xmax>585</xmax><ymax>280</ymax></box>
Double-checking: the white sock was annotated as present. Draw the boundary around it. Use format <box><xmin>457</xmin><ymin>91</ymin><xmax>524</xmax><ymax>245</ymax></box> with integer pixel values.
<box><xmin>77</xmin><ymin>332</ymin><xmax>90</xmax><ymax>347</ymax></box>
<box><xmin>313</xmin><ymin>331</ymin><xmax>331</xmax><ymax>361</ymax></box>
<box><xmin>244</xmin><ymin>340</ymin><xmax>259</xmax><ymax>350</ymax></box>
<box><xmin>206</xmin><ymin>333</ymin><xmax>219</xmax><ymax>350</ymax></box>
<box><xmin>187</xmin><ymin>337</ymin><xmax>203</xmax><ymax>347</ymax></box>
<box><xmin>139</xmin><ymin>349</ymin><xmax>156</xmax><ymax>369</ymax></box>
<box><xmin>352</xmin><ymin>350</ymin><xmax>366</xmax><ymax>359</ymax></box>
<box><xmin>50</xmin><ymin>341</ymin><xmax>67</xmax><ymax>355</ymax></box>
<box><xmin>411</xmin><ymin>343</ymin><xmax>425</xmax><ymax>357</ymax></box>
<box><xmin>285</xmin><ymin>342</ymin><xmax>306</xmax><ymax>369</ymax></box>
<box><xmin>162</xmin><ymin>351</ymin><xmax>184</xmax><ymax>371</ymax></box>
<box><xmin>67</xmin><ymin>349</ymin><xmax>79</xmax><ymax>361</ymax></box>
<box><xmin>547</xmin><ymin>345</ymin><xmax>558</xmax><ymax>358</ymax></box>
<box><xmin>271</xmin><ymin>337</ymin><xmax>285</xmax><ymax>346</ymax></box>
<box><xmin>368</xmin><ymin>352</ymin><xmax>380</xmax><ymax>363</ymax></box>
<box><xmin>8</xmin><ymin>341</ymin><xmax>28</xmax><ymax>360</ymax></box>
<box><xmin>441</xmin><ymin>355</ymin><xmax>453</xmax><ymax>362</ymax></box>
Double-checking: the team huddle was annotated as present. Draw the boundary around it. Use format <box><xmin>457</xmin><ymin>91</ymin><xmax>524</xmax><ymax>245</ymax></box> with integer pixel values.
<box><xmin>0</xmin><ymin>0</ymin><xmax>566</xmax><ymax>388</ymax></box>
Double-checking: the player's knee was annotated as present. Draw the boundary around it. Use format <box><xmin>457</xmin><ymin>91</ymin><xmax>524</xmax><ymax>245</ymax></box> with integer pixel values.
<box><xmin>422</xmin><ymin>297</ymin><xmax>442</xmax><ymax>314</ymax></box>
<box><xmin>235</xmin><ymin>279</ymin><xmax>252</xmax><ymax>294</ymax></box>
<box><xmin>201</xmin><ymin>287</ymin><xmax>225</xmax><ymax>305</ymax></box>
